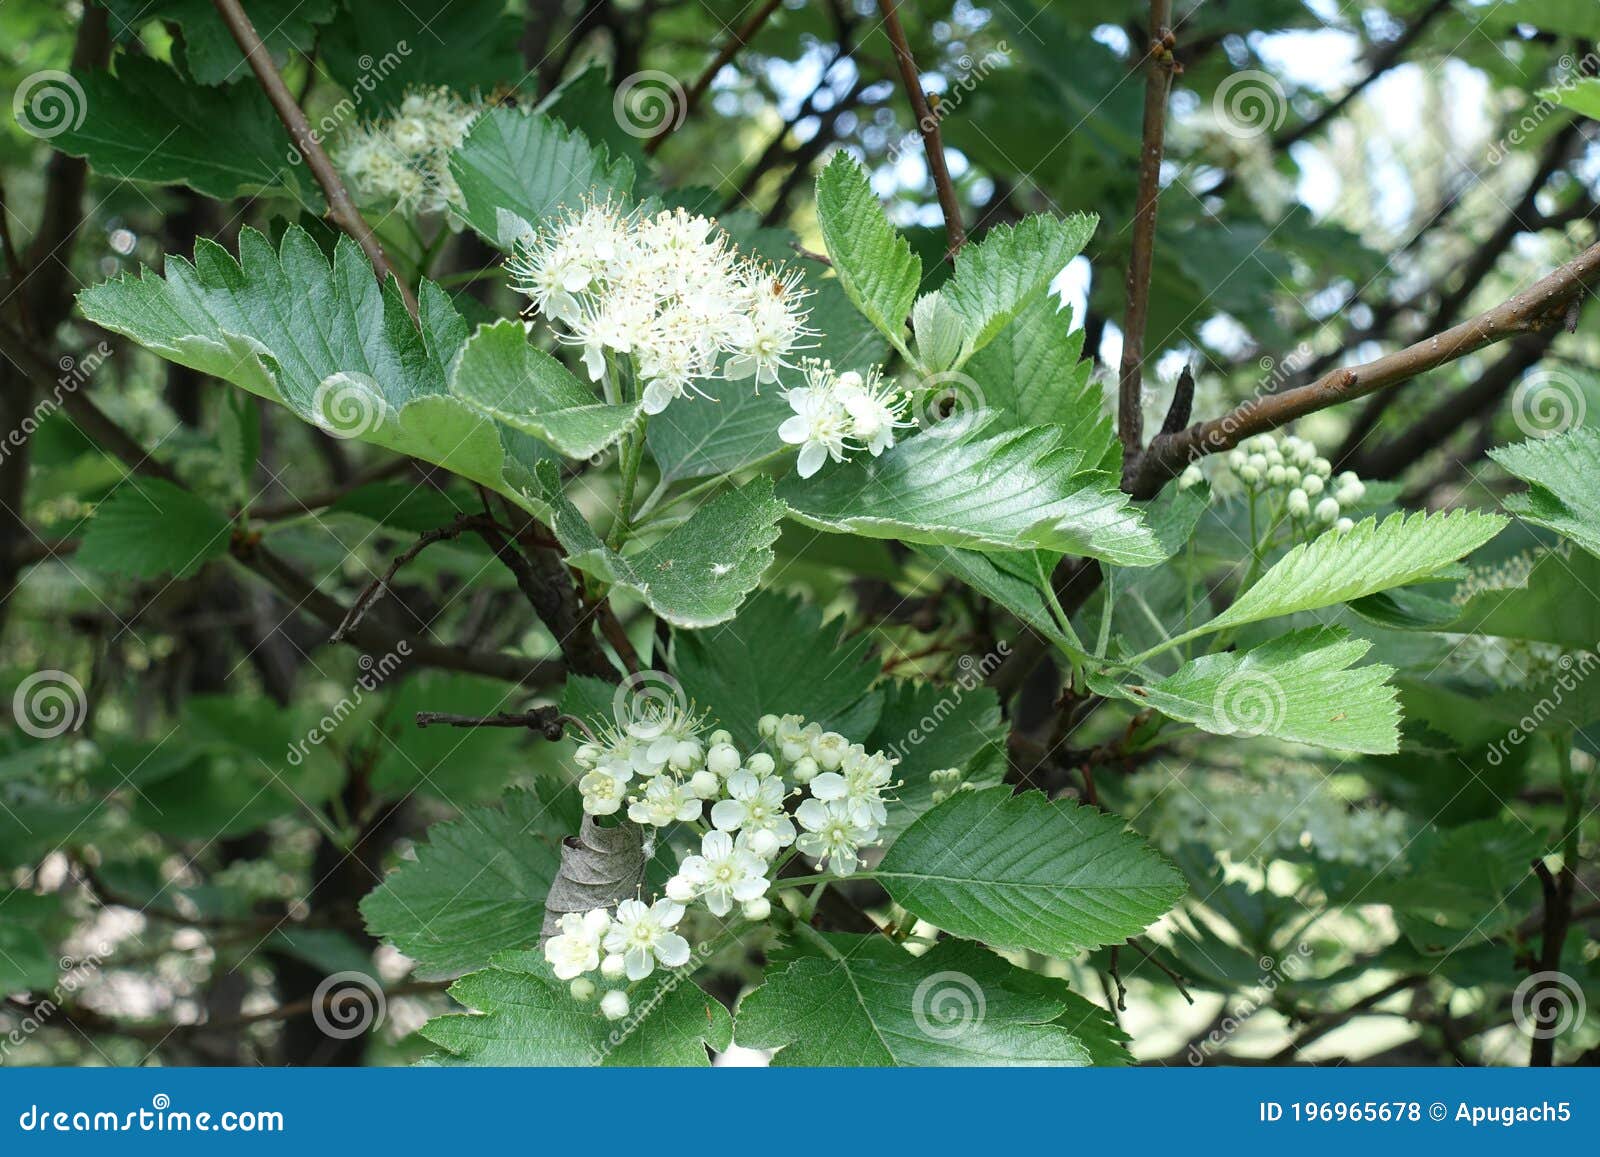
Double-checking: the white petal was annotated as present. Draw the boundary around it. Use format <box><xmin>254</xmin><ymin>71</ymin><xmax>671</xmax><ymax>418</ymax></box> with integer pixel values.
<box><xmin>655</xmin><ymin>932</ymin><xmax>692</xmax><ymax>968</ymax></box>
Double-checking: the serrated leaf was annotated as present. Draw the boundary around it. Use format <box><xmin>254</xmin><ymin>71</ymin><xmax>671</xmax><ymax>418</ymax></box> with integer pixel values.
<box><xmin>76</xmin><ymin>478</ymin><xmax>231</xmax><ymax>580</ymax></box>
<box><xmin>451</xmin><ymin>108</ymin><xmax>635</xmax><ymax>251</ymax></box>
<box><xmin>1199</xmin><ymin>510</ymin><xmax>1507</xmax><ymax>635</ymax></box>
<box><xmin>876</xmin><ymin>786</ymin><xmax>1185</xmax><ymax>957</ymax></box>
<box><xmin>422</xmin><ymin>950</ymin><xmax>730</xmax><ymax>1066</ymax></box>
<box><xmin>1491</xmin><ymin>426</ymin><xmax>1600</xmax><ymax>560</ymax></box>
<box><xmin>360</xmin><ymin>791</ymin><xmax>563</xmax><ymax>976</ymax></box>
<box><xmin>1092</xmin><ymin>627</ymin><xmax>1402</xmax><ymax>753</ymax></box>
<box><xmin>965</xmin><ymin>296</ymin><xmax>1115</xmax><ymax>468</ymax></box>
<box><xmin>815</xmin><ymin>152</ymin><xmax>920</xmax><ymax>343</ymax></box>
<box><xmin>673</xmin><ymin>591</ymin><xmax>883</xmax><ymax>748</ymax></box>
<box><xmin>51</xmin><ymin>58</ymin><xmax>300</xmax><ymax>199</ymax></box>
<box><xmin>735</xmin><ymin>936</ymin><xmax>1095</xmax><ymax>1066</ymax></box>
<box><xmin>777</xmin><ymin>419</ymin><xmax>1162</xmax><ymax>566</ymax></box>
<box><xmin>450</xmin><ymin>320</ymin><xmax>640</xmax><ymax>458</ymax></box>
<box><xmin>77</xmin><ymin>227</ymin><xmax>552</xmax><ymax>508</ymax></box>
<box><xmin>536</xmin><ymin>462</ymin><xmax>781</xmax><ymax>627</ymax></box>
<box><xmin>540</xmin><ymin>816</ymin><xmax>647</xmax><ymax>942</ymax></box>
<box><xmin>943</xmin><ymin>213</ymin><xmax>1096</xmax><ymax>358</ymax></box>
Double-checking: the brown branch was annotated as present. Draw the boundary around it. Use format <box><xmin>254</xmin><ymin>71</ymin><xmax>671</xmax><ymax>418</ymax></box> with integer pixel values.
<box><xmin>1127</xmin><ymin>234</ymin><xmax>1600</xmax><ymax>497</ymax></box>
<box><xmin>876</xmin><ymin>0</ymin><xmax>965</xmax><ymax>256</ymax></box>
<box><xmin>646</xmin><ymin>0</ymin><xmax>783</xmax><ymax>154</ymax></box>
<box><xmin>330</xmin><ymin>513</ymin><xmax>498</xmax><ymax>642</ymax></box>
<box><xmin>415</xmin><ymin>706</ymin><xmax>565</xmax><ymax>739</ymax></box>
<box><xmin>1117</xmin><ymin>2</ymin><xmax>1177</xmax><ymax>473</ymax></box>
<box><xmin>210</xmin><ymin>0</ymin><xmax>418</xmax><ymax>320</ymax></box>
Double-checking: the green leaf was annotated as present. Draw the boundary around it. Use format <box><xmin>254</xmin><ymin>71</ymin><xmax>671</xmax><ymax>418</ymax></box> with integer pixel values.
<box><xmin>1093</xmin><ymin>627</ymin><xmax>1402</xmax><ymax>754</ymax></box>
<box><xmin>361</xmin><ymin>791</ymin><xmax>565</xmax><ymax>977</ymax></box>
<box><xmin>1198</xmin><ymin>511</ymin><xmax>1507</xmax><ymax>635</ymax></box>
<box><xmin>965</xmin><ymin>296</ymin><xmax>1115</xmax><ymax>467</ymax></box>
<box><xmin>78</xmin><ymin>228</ymin><xmax>551</xmax><ymax>508</ymax></box>
<box><xmin>422</xmin><ymin>950</ymin><xmax>731</xmax><ymax>1065</ymax></box>
<box><xmin>943</xmin><ymin>213</ymin><xmax>1097</xmax><ymax>358</ymax></box>
<box><xmin>0</xmin><ymin>922</ymin><xmax>60</xmax><ymax>993</ymax></box>
<box><xmin>319</xmin><ymin>0</ymin><xmax>523</xmax><ymax>106</ymax></box>
<box><xmin>51</xmin><ymin>58</ymin><xmax>300</xmax><ymax>199</ymax></box>
<box><xmin>673</xmin><ymin>591</ymin><xmax>883</xmax><ymax>748</ymax></box>
<box><xmin>866</xmin><ymin>680</ymin><xmax>1008</xmax><ymax>834</ymax></box>
<box><xmin>450</xmin><ymin>320</ymin><xmax>640</xmax><ymax>458</ymax></box>
<box><xmin>76</xmin><ymin>478</ymin><xmax>231</xmax><ymax>580</ymax></box>
<box><xmin>103</xmin><ymin>0</ymin><xmax>336</xmax><ymax>86</ymax></box>
<box><xmin>815</xmin><ymin>152</ymin><xmax>920</xmax><ymax>344</ymax></box>
<box><xmin>1545</xmin><ymin>76</ymin><xmax>1600</xmax><ymax>120</ymax></box>
<box><xmin>876</xmin><ymin>786</ymin><xmax>1185</xmax><ymax>956</ymax></box>
<box><xmin>1491</xmin><ymin>427</ymin><xmax>1600</xmax><ymax>560</ymax></box>
<box><xmin>536</xmin><ymin>462</ymin><xmax>781</xmax><ymax>627</ymax></box>
<box><xmin>450</xmin><ymin>108</ymin><xmax>635</xmax><ymax>251</ymax></box>
<box><xmin>735</xmin><ymin>936</ymin><xmax>1096</xmax><ymax>1066</ymax></box>
<box><xmin>916</xmin><ymin>545</ymin><xmax>1080</xmax><ymax>654</ymax></box>
<box><xmin>777</xmin><ymin>420</ymin><xmax>1162</xmax><ymax>567</ymax></box>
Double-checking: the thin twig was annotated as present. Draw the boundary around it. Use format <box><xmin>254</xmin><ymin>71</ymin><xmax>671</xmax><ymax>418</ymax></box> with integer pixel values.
<box><xmin>331</xmin><ymin>513</ymin><xmax>495</xmax><ymax>642</ymax></box>
<box><xmin>876</xmin><ymin>0</ymin><xmax>965</xmax><ymax>255</ymax></box>
<box><xmin>415</xmin><ymin>707</ymin><xmax>566</xmax><ymax>740</ymax></box>
<box><xmin>1125</xmin><ymin>936</ymin><xmax>1194</xmax><ymax>1004</ymax></box>
<box><xmin>1127</xmin><ymin>234</ymin><xmax>1600</xmax><ymax>497</ymax></box>
<box><xmin>210</xmin><ymin>0</ymin><xmax>419</xmax><ymax>320</ymax></box>
<box><xmin>646</xmin><ymin>0</ymin><xmax>783</xmax><ymax>154</ymax></box>
<box><xmin>1117</xmin><ymin>1</ymin><xmax>1177</xmax><ymax>473</ymax></box>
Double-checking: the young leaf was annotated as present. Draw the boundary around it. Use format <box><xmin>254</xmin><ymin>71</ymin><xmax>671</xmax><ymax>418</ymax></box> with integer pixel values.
<box><xmin>876</xmin><ymin>786</ymin><xmax>1185</xmax><ymax>957</ymax></box>
<box><xmin>673</xmin><ymin>591</ymin><xmax>883</xmax><ymax>748</ymax></box>
<box><xmin>360</xmin><ymin>790</ymin><xmax>564</xmax><ymax>976</ymax></box>
<box><xmin>422</xmin><ymin>951</ymin><xmax>731</xmax><ymax>1066</ymax></box>
<box><xmin>777</xmin><ymin>421</ymin><xmax>1163</xmax><ymax>566</ymax></box>
<box><xmin>735</xmin><ymin>936</ymin><xmax>1096</xmax><ymax>1066</ymax></box>
<box><xmin>942</xmin><ymin>213</ymin><xmax>1097</xmax><ymax>358</ymax></box>
<box><xmin>815</xmin><ymin>152</ymin><xmax>920</xmax><ymax>344</ymax></box>
<box><xmin>1091</xmin><ymin>627</ymin><xmax>1402</xmax><ymax>754</ymax></box>
<box><xmin>536</xmin><ymin>462</ymin><xmax>782</xmax><ymax>627</ymax></box>
<box><xmin>76</xmin><ymin>478</ymin><xmax>231</xmax><ymax>580</ymax></box>
<box><xmin>1490</xmin><ymin>426</ymin><xmax>1600</xmax><ymax>560</ymax></box>
<box><xmin>1200</xmin><ymin>510</ymin><xmax>1507</xmax><ymax>634</ymax></box>
<box><xmin>450</xmin><ymin>320</ymin><xmax>641</xmax><ymax>459</ymax></box>
<box><xmin>450</xmin><ymin>108</ymin><xmax>635</xmax><ymax>251</ymax></box>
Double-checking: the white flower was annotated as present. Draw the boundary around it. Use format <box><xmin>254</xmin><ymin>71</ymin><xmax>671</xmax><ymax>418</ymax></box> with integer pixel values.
<box><xmin>1334</xmin><ymin>516</ymin><xmax>1354</xmax><ymax>533</ymax></box>
<box><xmin>601</xmin><ymin>990</ymin><xmax>630</xmax><ymax>1021</ymax></box>
<box><xmin>795</xmin><ymin>797</ymin><xmax>877</xmax><ymax>876</ymax></box>
<box><xmin>579</xmin><ymin>769</ymin><xmax>628</xmax><ymax>816</ymax></box>
<box><xmin>1177</xmin><ymin>463</ymin><xmax>1204</xmax><ymax>490</ymax></box>
<box><xmin>705</xmin><ymin>742</ymin><xmax>742</xmax><ymax>776</ymax></box>
<box><xmin>1314</xmin><ymin>496</ymin><xmax>1341</xmax><ymax>524</ymax></box>
<box><xmin>780</xmin><ymin>381</ymin><xmax>852</xmax><ymax>478</ymax></box>
<box><xmin>627</xmin><ymin>774</ymin><xmax>703</xmax><ymax>827</ymax></box>
<box><xmin>602</xmin><ymin>898</ymin><xmax>692</xmax><ymax>981</ymax></box>
<box><xmin>336</xmin><ymin>87</ymin><xmax>480</xmax><ymax>215</ymax></box>
<box><xmin>780</xmin><ymin>361</ymin><xmax>907</xmax><ymax>477</ymax></box>
<box><xmin>543</xmin><ymin>908</ymin><xmax>611</xmax><ymax>980</ymax></box>
<box><xmin>676</xmin><ymin>830</ymin><xmax>769</xmax><ymax>916</ymax></box>
<box><xmin>710</xmin><ymin>770</ymin><xmax>796</xmax><ymax>853</ymax></box>
<box><xmin>1286</xmin><ymin>488</ymin><xmax>1310</xmax><ymax>518</ymax></box>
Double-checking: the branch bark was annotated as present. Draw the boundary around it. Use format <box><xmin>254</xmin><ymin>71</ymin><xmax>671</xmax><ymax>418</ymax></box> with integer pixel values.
<box><xmin>210</xmin><ymin>0</ymin><xmax>418</xmax><ymax>319</ymax></box>
<box><xmin>1117</xmin><ymin>1</ymin><xmax>1177</xmax><ymax>474</ymax></box>
<box><xmin>876</xmin><ymin>0</ymin><xmax>965</xmax><ymax>255</ymax></box>
<box><xmin>1127</xmin><ymin>235</ymin><xmax>1600</xmax><ymax>497</ymax></box>
<box><xmin>646</xmin><ymin>0</ymin><xmax>783</xmax><ymax>154</ymax></box>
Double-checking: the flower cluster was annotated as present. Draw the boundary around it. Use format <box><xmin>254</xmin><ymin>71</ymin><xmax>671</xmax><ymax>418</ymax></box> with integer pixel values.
<box><xmin>552</xmin><ymin>705</ymin><xmax>902</xmax><ymax>1019</ymax></box>
<box><xmin>779</xmin><ymin>359</ymin><xmax>910</xmax><ymax>478</ymax></box>
<box><xmin>1179</xmin><ymin>431</ymin><xmax>1367</xmax><ymax>536</ymax></box>
<box><xmin>1126</xmin><ymin>764</ymin><xmax>1409</xmax><ymax>868</ymax></box>
<box><xmin>337</xmin><ymin>87</ymin><xmax>480</xmax><ymax>215</ymax></box>
<box><xmin>508</xmin><ymin>201</ymin><xmax>814</xmax><ymax>414</ymax></box>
